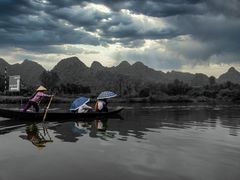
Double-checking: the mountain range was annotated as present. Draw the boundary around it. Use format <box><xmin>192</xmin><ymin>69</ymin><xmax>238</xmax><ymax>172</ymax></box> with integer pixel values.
<box><xmin>0</xmin><ymin>58</ymin><xmax>45</xmax><ymax>86</ymax></box>
<box><xmin>0</xmin><ymin>57</ymin><xmax>239</xmax><ymax>88</ymax></box>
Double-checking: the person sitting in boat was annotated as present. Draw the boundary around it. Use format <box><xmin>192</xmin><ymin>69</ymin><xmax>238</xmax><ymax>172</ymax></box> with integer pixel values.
<box><xmin>70</xmin><ymin>96</ymin><xmax>92</xmax><ymax>113</ymax></box>
<box><xmin>95</xmin><ymin>99</ymin><xmax>108</xmax><ymax>112</ymax></box>
<box><xmin>77</xmin><ymin>103</ymin><xmax>93</xmax><ymax>113</ymax></box>
<box><xmin>22</xmin><ymin>85</ymin><xmax>53</xmax><ymax>112</ymax></box>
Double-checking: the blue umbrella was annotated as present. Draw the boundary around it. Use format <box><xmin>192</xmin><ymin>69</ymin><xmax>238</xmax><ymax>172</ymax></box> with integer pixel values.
<box><xmin>97</xmin><ymin>91</ymin><xmax>117</xmax><ymax>100</ymax></box>
<box><xmin>70</xmin><ymin>96</ymin><xmax>90</xmax><ymax>111</ymax></box>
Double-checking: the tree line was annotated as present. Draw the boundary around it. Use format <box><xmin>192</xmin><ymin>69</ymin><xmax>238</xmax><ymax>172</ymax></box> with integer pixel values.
<box><xmin>1</xmin><ymin>71</ymin><xmax>240</xmax><ymax>102</ymax></box>
<box><xmin>136</xmin><ymin>79</ymin><xmax>240</xmax><ymax>102</ymax></box>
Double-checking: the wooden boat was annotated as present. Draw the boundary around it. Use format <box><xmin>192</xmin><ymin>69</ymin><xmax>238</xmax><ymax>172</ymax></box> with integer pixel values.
<box><xmin>0</xmin><ymin>107</ymin><xmax>124</xmax><ymax>121</ymax></box>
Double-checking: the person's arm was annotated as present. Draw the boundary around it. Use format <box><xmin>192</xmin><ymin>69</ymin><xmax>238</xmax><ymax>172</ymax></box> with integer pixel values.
<box><xmin>33</xmin><ymin>92</ymin><xmax>52</xmax><ymax>104</ymax></box>
<box><xmin>42</xmin><ymin>93</ymin><xmax>53</xmax><ymax>97</ymax></box>
<box><xmin>83</xmin><ymin>104</ymin><xmax>92</xmax><ymax>109</ymax></box>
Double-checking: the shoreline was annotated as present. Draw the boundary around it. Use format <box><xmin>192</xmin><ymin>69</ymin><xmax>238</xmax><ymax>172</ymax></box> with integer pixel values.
<box><xmin>0</xmin><ymin>95</ymin><xmax>238</xmax><ymax>104</ymax></box>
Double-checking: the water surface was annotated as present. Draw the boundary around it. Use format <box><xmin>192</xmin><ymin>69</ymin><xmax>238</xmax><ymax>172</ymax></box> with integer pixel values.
<box><xmin>0</xmin><ymin>103</ymin><xmax>239</xmax><ymax>180</ymax></box>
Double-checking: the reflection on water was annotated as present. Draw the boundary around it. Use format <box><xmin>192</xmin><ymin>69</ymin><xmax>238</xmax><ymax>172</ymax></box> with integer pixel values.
<box><xmin>19</xmin><ymin>123</ymin><xmax>53</xmax><ymax>150</ymax></box>
<box><xmin>48</xmin><ymin>119</ymin><xmax>114</xmax><ymax>142</ymax></box>
<box><xmin>0</xmin><ymin>104</ymin><xmax>240</xmax><ymax>180</ymax></box>
<box><xmin>0</xmin><ymin>104</ymin><xmax>240</xmax><ymax>142</ymax></box>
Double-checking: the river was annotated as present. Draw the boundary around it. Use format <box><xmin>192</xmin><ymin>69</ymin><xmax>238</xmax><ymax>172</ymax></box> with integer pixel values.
<box><xmin>0</xmin><ymin>103</ymin><xmax>239</xmax><ymax>180</ymax></box>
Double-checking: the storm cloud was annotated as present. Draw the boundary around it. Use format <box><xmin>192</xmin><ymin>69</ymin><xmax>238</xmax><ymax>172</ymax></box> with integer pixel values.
<box><xmin>0</xmin><ymin>0</ymin><xmax>239</xmax><ymax>72</ymax></box>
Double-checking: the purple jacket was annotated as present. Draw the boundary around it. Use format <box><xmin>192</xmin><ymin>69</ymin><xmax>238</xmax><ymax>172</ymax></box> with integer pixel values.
<box><xmin>30</xmin><ymin>92</ymin><xmax>50</xmax><ymax>104</ymax></box>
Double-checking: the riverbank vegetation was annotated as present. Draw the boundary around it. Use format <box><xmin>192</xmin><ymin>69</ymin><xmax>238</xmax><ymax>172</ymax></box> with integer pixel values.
<box><xmin>1</xmin><ymin>75</ymin><xmax>240</xmax><ymax>103</ymax></box>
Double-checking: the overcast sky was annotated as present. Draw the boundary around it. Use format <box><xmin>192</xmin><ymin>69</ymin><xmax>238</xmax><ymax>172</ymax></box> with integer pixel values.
<box><xmin>0</xmin><ymin>0</ymin><xmax>240</xmax><ymax>76</ymax></box>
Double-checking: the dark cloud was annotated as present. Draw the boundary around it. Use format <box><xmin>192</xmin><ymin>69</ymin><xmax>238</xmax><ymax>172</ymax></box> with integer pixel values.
<box><xmin>0</xmin><ymin>2</ymin><xmax>101</xmax><ymax>47</ymax></box>
<box><xmin>205</xmin><ymin>0</ymin><xmax>240</xmax><ymax>18</ymax></box>
<box><xmin>0</xmin><ymin>0</ymin><xmax>239</xmax><ymax>67</ymax></box>
<box><xmin>0</xmin><ymin>0</ymin><xmax>38</xmax><ymax>16</ymax></box>
<box><xmin>49</xmin><ymin>5</ymin><xmax>109</xmax><ymax>27</ymax></box>
<box><xmin>69</xmin><ymin>0</ymin><xmax>240</xmax><ymax>18</ymax></box>
<box><xmin>0</xmin><ymin>25</ymin><xmax>100</xmax><ymax>47</ymax></box>
<box><xmin>166</xmin><ymin>14</ymin><xmax>240</xmax><ymax>62</ymax></box>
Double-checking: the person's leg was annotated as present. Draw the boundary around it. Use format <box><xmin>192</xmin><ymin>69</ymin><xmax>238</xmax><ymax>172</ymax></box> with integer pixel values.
<box><xmin>32</xmin><ymin>102</ymin><xmax>39</xmax><ymax>112</ymax></box>
<box><xmin>22</xmin><ymin>101</ymin><xmax>32</xmax><ymax>112</ymax></box>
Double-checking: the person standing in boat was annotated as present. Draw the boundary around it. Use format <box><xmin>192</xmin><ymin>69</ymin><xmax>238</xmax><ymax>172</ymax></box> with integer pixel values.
<box><xmin>95</xmin><ymin>99</ymin><xmax>108</xmax><ymax>112</ymax></box>
<box><xmin>22</xmin><ymin>85</ymin><xmax>53</xmax><ymax>112</ymax></box>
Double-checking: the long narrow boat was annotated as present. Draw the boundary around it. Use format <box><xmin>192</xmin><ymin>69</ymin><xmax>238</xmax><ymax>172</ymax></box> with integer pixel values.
<box><xmin>0</xmin><ymin>107</ymin><xmax>124</xmax><ymax>121</ymax></box>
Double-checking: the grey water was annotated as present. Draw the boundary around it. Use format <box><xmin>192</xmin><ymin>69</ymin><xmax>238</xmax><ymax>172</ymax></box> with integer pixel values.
<box><xmin>0</xmin><ymin>103</ymin><xmax>240</xmax><ymax>180</ymax></box>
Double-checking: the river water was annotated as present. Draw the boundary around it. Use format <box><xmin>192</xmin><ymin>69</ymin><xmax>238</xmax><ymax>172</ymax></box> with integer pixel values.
<box><xmin>0</xmin><ymin>103</ymin><xmax>239</xmax><ymax>180</ymax></box>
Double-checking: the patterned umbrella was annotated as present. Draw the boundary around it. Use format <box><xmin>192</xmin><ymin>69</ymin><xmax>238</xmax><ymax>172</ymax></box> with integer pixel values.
<box><xmin>97</xmin><ymin>91</ymin><xmax>117</xmax><ymax>100</ymax></box>
<box><xmin>70</xmin><ymin>96</ymin><xmax>90</xmax><ymax>111</ymax></box>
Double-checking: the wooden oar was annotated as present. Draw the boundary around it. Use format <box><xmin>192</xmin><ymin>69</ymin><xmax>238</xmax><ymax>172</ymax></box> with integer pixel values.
<box><xmin>42</xmin><ymin>95</ymin><xmax>53</xmax><ymax>122</ymax></box>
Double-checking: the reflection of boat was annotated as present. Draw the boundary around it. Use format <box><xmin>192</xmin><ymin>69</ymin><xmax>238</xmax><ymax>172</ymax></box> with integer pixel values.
<box><xmin>0</xmin><ymin>107</ymin><xmax>124</xmax><ymax>121</ymax></box>
<box><xmin>0</xmin><ymin>119</ymin><xmax>26</xmax><ymax>135</ymax></box>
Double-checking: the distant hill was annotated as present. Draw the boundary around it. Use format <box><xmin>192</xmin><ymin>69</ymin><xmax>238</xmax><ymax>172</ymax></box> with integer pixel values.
<box><xmin>90</xmin><ymin>61</ymin><xmax>105</xmax><ymax>71</ymax></box>
<box><xmin>10</xmin><ymin>60</ymin><xmax>45</xmax><ymax>85</ymax></box>
<box><xmin>0</xmin><ymin>58</ymin><xmax>45</xmax><ymax>86</ymax></box>
<box><xmin>52</xmin><ymin>56</ymin><xmax>89</xmax><ymax>85</ymax></box>
<box><xmin>218</xmin><ymin>67</ymin><xmax>240</xmax><ymax>84</ymax></box>
<box><xmin>166</xmin><ymin>71</ymin><xmax>194</xmax><ymax>84</ymax></box>
<box><xmin>109</xmin><ymin>61</ymin><xmax>166</xmax><ymax>82</ymax></box>
<box><xmin>191</xmin><ymin>73</ymin><xmax>209</xmax><ymax>87</ymax></box>
<box><xmin>0</xmin><ymin>58</ymin><xmax>10</xmax><ymax>74</ymax></box>
<box><xmin>2</xmin><ymin>56</ymin><xmax>240</xmax><ymax>91</ymax></box>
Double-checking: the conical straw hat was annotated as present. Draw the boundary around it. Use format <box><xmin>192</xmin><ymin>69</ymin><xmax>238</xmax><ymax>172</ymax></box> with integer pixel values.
<box><xmin>36</xmin><ymin>85</ymin><xmax>47</xmax><ymax>91</ymax></box>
